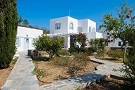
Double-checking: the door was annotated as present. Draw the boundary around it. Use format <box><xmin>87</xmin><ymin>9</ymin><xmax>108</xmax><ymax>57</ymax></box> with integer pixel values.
<box><xmin>24</xmin><ymin>38</ymin><xmax>29</xmax><ymax>51</ymax></box>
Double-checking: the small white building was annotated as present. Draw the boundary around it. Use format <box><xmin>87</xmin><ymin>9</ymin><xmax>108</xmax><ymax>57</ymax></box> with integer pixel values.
<box><xmin>103</xmin><ymin>32</ymin><xmax>123</xmax><ymax>48</ymax></box>
<box><xmin>50</xmin><ymin>16</ymin><xmax>103</xmax><ymax>49</ymax></box>
<box><xmin>16</xmin><ymin>26</ymin><xmax>43</xmax><ymax>51</ymax></box>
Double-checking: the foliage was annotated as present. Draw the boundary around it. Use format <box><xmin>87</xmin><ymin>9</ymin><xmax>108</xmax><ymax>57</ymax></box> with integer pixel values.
<box><xmin>22</xmin><ymin>19</ymin><xmax>29</xmax><ymax>26</ymax></box>
<box><xmin>95</xmin><ymin>50</ymin><xmax>105</xmax><ymax>58</ymax></box>
<box><xmin>51</xmin><ymin>56</ymin><xmax>71</xmax><ymax>67</ymax></box>
<box><xmin>107</xmin><ymin>49</ymin><xmax>124</xmax><ymax>59</ymax></box>
<box><xmin>124</xmin><ymin>44</ymin><xmax>135</xmax><ymax>84</ymax></box>
<box><xmin>89</xmin><ymin>38</ymin><xmax>105</xmax><ymax>53</ymax></box>
<box><xmin>67</xmin><ymin>53</ymin><xmax>89</xmax><ymax>76</ymax></box>
<box><xmin>18</xmin><ymin>16</ymin><xmax>23</xmax><ymax>24</ymax></box>
<box><xmin>51</xmin><ymin>52</ymin><xmax>89</xmax><ymax>76</ymax></box>
<box><xmin>0</xmin><ymin>0</ymin><xmax>18</xmax><ymax>68</ymax></box>
<box><xmin>100</xmin><ymin>2</ymin><xmax>135</xmax><ymax>85</ymax></box>
<box><xmin>57</xmin><ymin>49</ymin><xmax>70</xmax><ymax>56</ymax></box>
<box><xmin>33</xmin><ymin>35</ymin><xmax>64</xmax><ymax>58</ymax></box>
<box><xmin>70</xmin><ymin>33</ymin><xmax>87</xmax><ymax>53</ymax></box>
<box><xmin>100</xmin><ymin>2</ymin><xmax>135</xmax><ymax>46</ymax></box>
<box><xmin>32</xmin><ymin>67</ymin><xmax>46</xmax><ymax>79</ymax></box>
<box><xmin>11</xmin><ymin>57</ymin><xmax>18</xmax><ymax>65</ymax></box>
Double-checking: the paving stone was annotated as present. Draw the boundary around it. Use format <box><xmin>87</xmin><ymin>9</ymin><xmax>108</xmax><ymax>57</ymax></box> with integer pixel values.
<box><xmin>53</xmin><ymin>81</ymin><xmax>65</xmax><ymax>86</ymax></box>
<box><xmin>42</xmin><ymin>84</ymin><xmax>53</xmax><ymax>89</ymax></box>
<box><xmin>19</xmin><ymin>86</ymin><xmax>31</xmax><ymax>90</ymax></box>
<box><xmin>1</xmin><ymin>87</ymin><xmax>10</xmax><ymax>90</ymax></box>
<box><xmin>11</xmin><ymin>79</ymin><xmax>21</xmax><ymax>89</ymax></box>
<box><xmin>30</xmin><ymin>84</ymin><xmax>39</xmax><ymax>90</ymax></box>
<box><xmin>3</xmin><ymin>80</ymin><xmax>12</xmax><ymax>87</ymax></box>
<box><xmin>55</xmin><ymin>84</ymin><xmax>67</xmax><ymax>88</ymax></box>
<box><xmin>62</xmin><ymin>79</ymin><xmax>73</xmax><ymax>84</ymax></box>
<box><xmin>2</xmin><ymin>52</ymin><xmax>39</xmax><ymax>90</ymax></box>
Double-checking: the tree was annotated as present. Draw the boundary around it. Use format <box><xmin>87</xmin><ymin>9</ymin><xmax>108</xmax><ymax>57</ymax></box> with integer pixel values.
<box><xmin>100</xmin><ymin>2</ymin><xmax>135</xmax><ymax>46</ymax></box>
<box><xmin>18</xmin><ymin>16</ymin><xmax>23</xmax><ymax>25</ymax></box>
<box><xmin>0</xmin><ymin>0</ymin><xmax>18</xmax><ymax>68</ymax></box>
<box><xmin>89</xmin><ymin>38</ymin><xmax>105</xmax><ymax>52</ymax></box>
<box><xmin>100</xmin><ymin>2</ymin><xmax>135</xmax><ymax>84</ymax></box>
<box><xmin>33</xmin><ymin>35</ymin><xmax>64</xmax><ymax>58</ymax></box>
<box><xmin>70</xmin><ymin>33</ymin><xmax>87</xmax><ymax>53</ymax></box>
<box><xmin>22</xmin><ymin>19</ymin><xmax>29</xmax><ymax>26</ymax></box>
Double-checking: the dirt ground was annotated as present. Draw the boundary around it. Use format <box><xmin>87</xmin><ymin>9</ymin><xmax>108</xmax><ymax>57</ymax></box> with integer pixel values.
<box><xmin>83</xmin><ymin>77</ymin><xmax>135</xmax><ymax>90</ymax></box>
<box><xmin>0</xmin><ymin>65</ymin><xmax>13</xmax><ymax>88</ymax></box>
<box><xmin>34</xmin><ymin>60</ymin><xmax>99</xmax><ymax>86</ymax></box>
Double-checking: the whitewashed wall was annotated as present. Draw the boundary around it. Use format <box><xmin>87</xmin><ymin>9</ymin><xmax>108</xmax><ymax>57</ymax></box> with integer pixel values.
<box><xmin>67</xmin><ymin>16</ymin><xmax>78</xmax><ymax>33</ymax></box>
<box><xmin>88</xmin><ymin>19</ymin><xmax>96</xmax><ymax>32</ymax></box>
<box><xmin>86</xmin><ymin>32</ymin><xmax>103</xmax><ymax>40</ymax></box>
<box><xmin>108</xmin><ymin>38</ymin><xmax>122</xmax><ymax>47</ymax></box>
<box><xmin>16</xmin><ymin>26</ymin><xmax>43</xmax><ymax>51</ymax></box>
<box><xmin>103</xmin><ymin>32</ymin><xmax>122</xmax><ymax>48</ymax></box>
<box><xmin>78</xmin><ymin>19</ymin><xmax>88</xmax><ymax>33</ymax></box>
<box><xmin>50</xmin><ymin>16</ymin><xmax>69</xmax><ymax>34</ymax></box>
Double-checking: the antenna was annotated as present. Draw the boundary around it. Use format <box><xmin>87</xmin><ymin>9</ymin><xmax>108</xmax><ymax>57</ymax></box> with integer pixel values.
<box><xmin>69</xmin><ymin>9</ymin><xmax>70</xmax><ymax>16</ymax></box>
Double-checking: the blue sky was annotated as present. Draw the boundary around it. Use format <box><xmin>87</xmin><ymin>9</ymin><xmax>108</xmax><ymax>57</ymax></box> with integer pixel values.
<box><xmin>17</xmin><ymin>0</ymin><xmax>135</xmax><ymax>30</ymax></box>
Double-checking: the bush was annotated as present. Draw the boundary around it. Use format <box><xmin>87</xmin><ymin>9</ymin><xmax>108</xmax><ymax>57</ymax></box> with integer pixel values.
<box><xmin>32</xmin><ymin>67</ymin><xmax>46</xmax><ymax>79</ymax></box>
<box><xmin>51</xmin><ymin>56</ymin><xmax>71</xmax><ymax>67</ymax></box>
<box><xmin>96</xmin><ymin>50</ymin><xmax>105</xmax><ymax>58</ymax></box>
<box><xmin>57</xmin><ymin>49</ymin><xmax>70</xmax><ymax>56</ymax></box>
<box><xmin>67</xmin><ymin>53</ymin><xmax>90</xmax><ymax>76</ymax></box>
<box><xmin>87</xmin><ymin>48</ymin><xmax>97</xmax><ymax>54</ymax></box>
<box><xmin>33</xmin><ymin>35</ymin><xmax>64</xmax><ymax>58</ymax></box>
<box><xmin>107</xmin><ymin>49</ymin><xmax>124</xmax><ymax>59</ymax></box>
<box><xmin>70</xmin><ymin>33</ymin><xmax>87</xmax><ymax>53</ymax></box>
<box><xmin>51</xmin><ymin>53</ymin><xmax>90</xmax><ymax>76</ymax></box>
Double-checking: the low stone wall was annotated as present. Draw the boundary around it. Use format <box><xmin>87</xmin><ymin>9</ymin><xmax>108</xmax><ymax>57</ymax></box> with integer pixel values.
<box><xmin>28</xmin><ymin>50</ymin><xmax>49</xmax><ymax>59</ymax></box>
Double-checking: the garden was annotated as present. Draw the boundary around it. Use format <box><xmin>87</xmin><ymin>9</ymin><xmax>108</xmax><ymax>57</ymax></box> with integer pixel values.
<box><xmin>0</xmin><ymin>1</ymin><xmax>135</xmax><ymax>90</ymax></box>
<box><xmin>29</xmin><ymin>34</ymin><xmax>100</xmax><ymax>85</ymax></box>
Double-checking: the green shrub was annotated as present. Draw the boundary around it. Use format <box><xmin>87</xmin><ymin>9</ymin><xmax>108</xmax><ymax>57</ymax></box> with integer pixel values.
<box><xmin>67</xmin><ymin>53</ymin><xmax>90</xmax><ymax>76</ymax></box>
<box><xmin>96</xmin><ymin>50</ymin><xmax>105</xmax><ymax>58</ymax></box>
<box><xmin>57</xmin><ymin>49</ymin><xmax>70</xmax><ymax>56</ymax></box>
<box><xmin>33</xmin><ymin>35</ymin><xmax>64</xmax><ymax>58</ymax></box>
<box><xmin>32</xmin><ymin>67</ymin><xmax>46</xmax><ymax>79</ymax></box>
<box><xmin>107</xmin><ymin>49</ymin><xmax>124</xmax><ymax>59</ymax></box>
<box><xmin>73</xmin><ymin>53</ymin><xmax>89</xmax><ymax>66</ymax></box>
<box><xmin>51</xmin><ymin>56</ymin><xmax>71</xmax><ymax>67</ymax></box>
<box><xmin>87</xmin><ymin>48</ymin><xmax>97</xmax><ymax>54</ymax></box>
<box><xmin>51</xmin><ymin>53</ymin><xmax>90</xmax><ymax>76</ymax></box>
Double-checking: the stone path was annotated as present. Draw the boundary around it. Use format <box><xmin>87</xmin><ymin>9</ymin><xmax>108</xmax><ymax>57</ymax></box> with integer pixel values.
<box><xmin>2</xmin><ymin>52</ymin><xmax>39</xmax><ymax>90</ymax></box>
<box><xmin>40</xmin><ymin>58</ymin><xmax>125</xmax><ymax>90</ymax></box>
<box><xmin>90</xmin><ymin>58</ymin><xmax>125</xmax><ymax>77</ymax></box>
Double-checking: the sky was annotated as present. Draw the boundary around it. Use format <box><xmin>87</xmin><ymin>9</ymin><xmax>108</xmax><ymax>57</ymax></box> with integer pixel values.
<box><xmin>17</xmin><ymin>0</ymin><xmax>135</xmax><ymax>30</ymax></box>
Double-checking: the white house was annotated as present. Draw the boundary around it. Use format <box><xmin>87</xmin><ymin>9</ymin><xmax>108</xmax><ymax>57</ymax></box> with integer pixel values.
<box><xmin>16</xmin><ymin>26</ymin><xmax>43</xmax><ymax>51</ymax></box>
<box><xmin>103</xmin><ymin>32</ymin><xmax>123</xmax><ymax>48</ymax></box>
<box><xmin>50</xmin><ymin>16</ymin><xmax>103</xmax><ymax>49</ymax></box>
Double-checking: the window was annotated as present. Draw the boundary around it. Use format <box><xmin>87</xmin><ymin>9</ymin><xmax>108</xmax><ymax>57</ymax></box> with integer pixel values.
<box><xmin>55</xmin><ymin>22</ymin><xmax>61</xmax><ymax>29</ymax></box>
<box><xmin>118</xmin><ymin>42</ymin><xmax>121</xmax><ymax>46</ymax></box>
<box><xmin>89</xmin><ymin>27</ymin><xmax>91</xmax><ymax>32</ymax></box>
<box><xmin>16</xmin><ymin>37</ymin><xmax>21</xmax><ymax>47</ymax></box>
<box><xmin>78</xmin><ymin>27</ymin><xmax>82</xmax><ymax>32</ymax></box>
<box><xmin>92</xmin><ymin>27</ymin><xmax>95</xmax><ymax>32</ymax></box>
<box><xmin>69</xmin><ymin>22</ymin><xmax>73</xmax><ymax>29</ymax></box>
